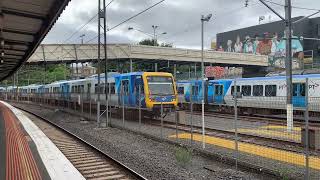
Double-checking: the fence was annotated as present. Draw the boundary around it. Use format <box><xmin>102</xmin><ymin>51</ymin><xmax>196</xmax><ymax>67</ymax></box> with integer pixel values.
<box><xmin>2</xmin><ymin>81</ymin><xmax>320</xmax><ymax>180</ymax></box>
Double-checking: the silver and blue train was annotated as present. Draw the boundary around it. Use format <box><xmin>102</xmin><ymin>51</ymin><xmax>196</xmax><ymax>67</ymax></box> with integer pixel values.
<box><xmin>177</xmin><ymin>74</ymin><xmax>320</xmax><ymax>113</ymax></box>
<box><xmin>6</xmin><ymin>72</ymin><xmax>178</xmax><ymax>114</ymax></box>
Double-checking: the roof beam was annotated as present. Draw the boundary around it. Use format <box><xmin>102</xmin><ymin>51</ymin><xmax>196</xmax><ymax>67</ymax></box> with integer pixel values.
<box><xmin>2</xmin><ymin>8</ymin><xmax>45</xmax><ymax>20</ymax></box>
<box><xmin>3</xmin><ymin>29</ymin><xmax>35</xmax><ymax>36</ymax></box>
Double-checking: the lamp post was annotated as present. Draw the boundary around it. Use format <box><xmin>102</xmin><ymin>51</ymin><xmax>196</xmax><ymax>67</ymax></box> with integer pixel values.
<box><xmin>201</xmin><ymin>13</ymin><xmax>212</xmax><ymax>149</ymax></box>
<box><xmin>80</xmin><ymin>34</ymin><xmax>85</xmax><ymax>44</ymax></box>
<box><xmin>128</xmin><ymin>26</ymin><xmax>167</xmax><ymax>45</ymax></box>
<box><xmin>152</xmin><ymin>25</ymin><xmax>158</xmax><ymax>46</ymax></box>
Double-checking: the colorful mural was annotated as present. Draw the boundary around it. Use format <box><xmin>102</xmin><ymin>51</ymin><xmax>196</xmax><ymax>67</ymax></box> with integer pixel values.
<box><xmin>205</xmin><ymin>66</ymin><xmax>242</xmax><ymax>78</ymax></box>
<box><xmin>221</xmin><ymin>31</ymin><xmax>304</xmax><ymax>69</ymax></box>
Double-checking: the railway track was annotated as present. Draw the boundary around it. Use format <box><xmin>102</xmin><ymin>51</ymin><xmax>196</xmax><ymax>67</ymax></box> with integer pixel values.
<box><xmin>18</xmin><ymin>107</ymin><xmax>146</xmax><ymax>180</ymax></box>
<box><xmin>186</xmin><ymin>110</ymin><xmax>320</xmax><ymax>127</ymax></box>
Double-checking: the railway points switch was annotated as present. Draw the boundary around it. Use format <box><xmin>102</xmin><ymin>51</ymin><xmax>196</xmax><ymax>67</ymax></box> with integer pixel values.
<box><xmin>301</xmin><ymin>127</ymin><xmax>320</xmax><ymax>150</ymax></box>
<box><xmin>176</xmin><ymin>111</ymin><xmax>186</xmax><ymax>124</ymax></box>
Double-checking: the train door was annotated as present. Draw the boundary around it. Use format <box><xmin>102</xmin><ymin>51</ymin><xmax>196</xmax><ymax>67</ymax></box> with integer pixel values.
<box><xmin>120</xmin><ymin>79</ymin><xmax>130</xmax><ymax>106</ymax></box>
<box><xmin>293</xmin><ymin>83</ymin><xmax>306</xmax><ymax>107</ymax></box>
<box><xmin>191</xmin><ymin>84</ymin><xmax>200</xmax><ymax>103</ymax></box>
<box><xmin>134</xmin><ymin>76</ymin><xmax>144</xmax><ymax>107</ymax></box>
<box><xmin>87</xmin><ymin>83</ymin><xmax>91</xmax><ymax>100</ymax></box>
<box><xmin>60</xmin><ymin>83</ymin><xmax>70</xmax><ymax>100</ymax></box>
<box><xmin>213</xmin><ymin>84</ymin><xmax>224</xmax><ymax>104</ymax></box>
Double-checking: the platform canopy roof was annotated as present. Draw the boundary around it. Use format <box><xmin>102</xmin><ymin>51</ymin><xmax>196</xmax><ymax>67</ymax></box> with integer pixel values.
<box><xmin>0</xmin><ymin>0</ymin><xmax>71</xmax><ymax>81</ymax></box>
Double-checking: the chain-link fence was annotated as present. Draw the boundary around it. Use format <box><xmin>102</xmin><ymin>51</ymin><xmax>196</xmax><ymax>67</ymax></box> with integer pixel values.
<box><xmin>2</xmin><ymin>79</ymin><xmax>320</xmax><ymax>179</ymax></box>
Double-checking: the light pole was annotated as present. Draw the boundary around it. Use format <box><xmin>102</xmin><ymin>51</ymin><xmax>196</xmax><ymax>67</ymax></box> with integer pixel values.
<box><xmin>201</xmin><ymin>13</ymin><xmax>212</xmax><ymax>149</ymax></box>
<box><xmin>152</xmin><ymin>25</ymin><xmax>158</xmax><ymax>46</ymax></box>
<box><xmin>128</xmin><ymin>26</ymin><xmax>167</xmax><ymax>45</ymax></box>
<box><xmin>80</xmin><ymin>34</ymin><xmax>85</xmax><ymax>44</ymax></box>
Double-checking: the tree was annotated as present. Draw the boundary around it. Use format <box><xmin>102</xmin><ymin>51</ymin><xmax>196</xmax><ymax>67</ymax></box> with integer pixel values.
<box><xmin>139</xmin><ymin>39</ymin><xmax>159</xmax><ymax>46</ymax></box>
<box><xmin>138</xmin><ymin>39</ymin><xmax>173</xmax><ymax>48</ymax></box>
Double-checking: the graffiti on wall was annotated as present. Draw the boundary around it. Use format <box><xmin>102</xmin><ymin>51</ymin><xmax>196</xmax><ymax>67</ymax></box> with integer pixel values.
<box><xmin>205</xmin><ymin>66</ymin><xmax>242</xmax><ymax>78</ymax></box>
<box><xmin>221</xmin><ymin>31</ymin><xmax>304</xmax><ymax>69</ymax></box>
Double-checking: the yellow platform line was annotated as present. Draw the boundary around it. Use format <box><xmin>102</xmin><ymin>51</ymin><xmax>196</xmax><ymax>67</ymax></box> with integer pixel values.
<box><xmin>238</xmin><ymin>129</ymin><xmax>301</xmax><ymax>142</ymax></box>
<box><xmin>169</xmin><ymin>133</ymin><xmax>320</xmax><ymax>170</ymax></box>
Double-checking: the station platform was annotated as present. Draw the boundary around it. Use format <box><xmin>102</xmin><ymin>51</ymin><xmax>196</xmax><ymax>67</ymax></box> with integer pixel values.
<box><xmin>170</xmin><ymin>133</ymin><xmax>320</xmax><ymax>170</ymax></box>
<box><xmin>0</xmin><ymin>101</ymin><xmax>85</xmax><ymax>180</ymax></box>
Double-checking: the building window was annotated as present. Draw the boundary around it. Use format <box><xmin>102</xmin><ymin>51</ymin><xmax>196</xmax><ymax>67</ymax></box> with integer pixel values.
<box><xmin>253</xmin><ymin>85</ymin><xmax>263</xmax><ymax>96</ymax></box>
<box><xmin>241</xmin><ymin>85</ymin><xmax>251</xmax><ymax>96</ymax></box>
<box><xmin>265</xmin><ymin>85</ymin><xmax>277</xmax><ymax>96</ymax></box>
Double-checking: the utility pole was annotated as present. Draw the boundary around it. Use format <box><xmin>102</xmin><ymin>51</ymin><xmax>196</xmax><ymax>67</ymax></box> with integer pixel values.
<box><xmin>103</xmin><ymin>0</ymin><xmax>109</xmax><ymax>127</ymax></box>
<box><xmin>257</xmin><ymin>0</ymin><xmax>293</xmax><ymax>131</ymax></box>
<box><xmin>97</xmin><ymin>0</ymin><xmax>101</xmax><ymax>127</ymax></box>
<box><xmin>285</xmin><ymin>0</ymin><xmax>293</xmax><ymax>132</ymax></box>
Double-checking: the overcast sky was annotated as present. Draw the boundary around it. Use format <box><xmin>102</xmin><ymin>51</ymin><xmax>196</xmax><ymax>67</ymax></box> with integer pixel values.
<box><xmin>43</xmin><ymin>0</ymin><xmax>320</xmax><ymax>49</ymax></box>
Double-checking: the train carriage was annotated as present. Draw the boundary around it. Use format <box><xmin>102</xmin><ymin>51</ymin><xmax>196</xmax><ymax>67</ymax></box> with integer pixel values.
<box><xmin>114</xmin><ymin>72</ymin><xmax>178</xmax><ymax>112</ymax></box>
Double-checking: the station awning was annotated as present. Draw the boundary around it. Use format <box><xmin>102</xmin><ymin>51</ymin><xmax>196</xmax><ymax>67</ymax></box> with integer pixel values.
<box><xmin>0</xmin><ymin>0</ymin><xmax>71</xmax><ymax>81</ymax></box>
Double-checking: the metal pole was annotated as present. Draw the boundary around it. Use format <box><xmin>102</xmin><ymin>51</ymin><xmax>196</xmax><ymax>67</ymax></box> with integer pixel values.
<box><xmin>234</xmin><ymin>78</ymin><xmax>239</xmax><ymax>170</ymax></box>
<box><xmin>174</xmin><ymin>64</ymin><xmax>177</xmax><ymax>80</ymax></box>
<box><xmin>97</xmin><ymin>0</ymin><xmax>101</xmax><ymax>127</ymax></box>
<box><xmin>304</xmin><ymin>78</ymin><xmax>309</xmax><ymax>180</ymax></box>
<box><xmin>161</xmin><ymin>102</ymin><xmax>163</xmax><ymax>138</ymax></box>
<box><xmin>154</xmin><ymin>63</ymin><xmax>158</xmax><ymax>72</ymax></box>
<box><xmin>201</xmin><ymin>16</ymin><xmax>205</xmax><ymax>149</ymax></box>
<box><xmin>74</xmin><ymin>44</ymin><xmax>79</xmax><ymax>79</ymax></box>
<box><xmin>122</xmin><ymin>85</ymin><xmax>125</xmax><ymax>128</ymax></box>
<box><xmin>103</xmin><ymin>0</ymin><xmax>108</xmax><ymax>127</ymax></box>
<box><xmin>285</xmin><ymin>0</ymin><xmax>293</xmax><ymax>132</ymax></box>
<box><xmin>139</xmin><ymin>85</ymin><xmax>141</xmax><ymax>131</ymax></box>
<box><xmin>130</xmin><ymin>59</ymin><xmax>133</xmax><ymax>72</ymax></box>
<box><xmin>190</xmin><ymin>97</ymin><xmax>193</xmax><ymax>145</ymax></box>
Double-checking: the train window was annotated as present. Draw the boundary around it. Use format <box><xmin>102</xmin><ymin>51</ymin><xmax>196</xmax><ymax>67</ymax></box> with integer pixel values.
<box><xmin>192</xmin><ymin>86</ymin><xmax>199</xmax><ymax>96</ymax></box>
<box><xmin>231</xmin><ymin>86</ymin><xmax>240</xmax><ymax>95</ymax></box>
<box><xmin>265</xmin><ymin>85</ymin><xmax>277</xmax><ymax>96</ymax></box>
<box><xmin>95</xmin><ymin>84</ymin><xmax>105</xmax><ymax>94</ymax></box>
<box><xmin>109</xmin><ymin>83</ymin><xmax>115</xmax><ymax>94</ymax></box>
<box><xmin>121</xmin><ymin>80</ymin><xmax>129</xmax><ymax>95</ymax></box>
<box><xmin>214</xmin><ymin>85</ymin><xmax>224</xmax><ymax>96</ymax></box>
<box><xmin>178</xmin><ymin>87</ymin><xmax>184</xmax><ymax>94</ymax></box>
<box><xmin>253</xmin><ymin>85</ymin><xmax>263</xmax><ymax>96</ymax></box>
<box><xmin>241</xmin><ymin>85</ymin><xmax>251</xmax><ymax>96</ymax></box>
<box><xmin>293</xmin><ymin>83</ymin><xmax>305</xmax><ymax>96</ymax></box>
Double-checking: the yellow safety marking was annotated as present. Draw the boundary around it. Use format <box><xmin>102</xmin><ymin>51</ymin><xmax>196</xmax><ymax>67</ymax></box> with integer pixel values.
<box><xmin>261</xmin><ymin>125</ymin><xmax>301</xmax><ymax>132</ymax></box>
<box><xmin>169</xmin><ymin>133</ymin><xmax>320</xmax><ymax>170</ymax></box>
<box><xmin>237</xmin><ymin>129</ymin><xmax>301</xmax><ymax>142</ymax></box>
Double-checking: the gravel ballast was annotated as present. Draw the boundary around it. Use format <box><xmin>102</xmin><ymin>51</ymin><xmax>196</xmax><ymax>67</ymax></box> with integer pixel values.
<box><xmin>10</xmin><ymin>101</ymin><xmax>276</xmax><ymax>180</ymax></box>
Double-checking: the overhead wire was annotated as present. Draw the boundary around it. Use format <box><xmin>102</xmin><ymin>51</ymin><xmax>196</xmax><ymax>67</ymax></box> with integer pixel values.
<box><xmin>85</xmin><ymin>0</ymin><xmax>166</xmax><ymax>43</ymax></box>
<box><xmin>62</xmin><ymin>0</ymin><xmax>116</xmax><ymax>44</ymax></box>
<box><xmin>159</xmin><ymin>1</ymin><xmax>260</xmax><ymax>44</ymax></box>
<box><xmin>262</xmin><ymin>0</ymin><xmax>320</xmax><ymax>11</ymax></box>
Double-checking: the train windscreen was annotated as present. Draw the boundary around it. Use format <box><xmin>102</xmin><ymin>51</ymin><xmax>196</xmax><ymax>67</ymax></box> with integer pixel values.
<box><xmin>147</xmin><ymin>76</ymin><xmax>174</xmax><ymax>95</ymax></box>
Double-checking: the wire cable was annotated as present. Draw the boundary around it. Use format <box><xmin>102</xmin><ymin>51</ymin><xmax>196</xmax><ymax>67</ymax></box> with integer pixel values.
<box><xmin>85</xmin><ymin>0</ymin><xmax>166</xmax><ymax>43</ymax></box>
<box><xmin>63</xmin><ymin>0</ymin><xmax>116</xmax><ymax>44</ymax></box>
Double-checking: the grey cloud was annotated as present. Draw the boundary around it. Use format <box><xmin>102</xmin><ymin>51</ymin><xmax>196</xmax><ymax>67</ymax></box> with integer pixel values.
<box><xmin>43</xmin><ymin>0</ymin><xmax>320</xmax><ymax>49</ymax></box>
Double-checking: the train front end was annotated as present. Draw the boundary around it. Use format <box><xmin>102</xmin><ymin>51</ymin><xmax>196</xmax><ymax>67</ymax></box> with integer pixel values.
<box><xmin>143</xmin><ymin>72</ymin><xmax>178</xmax><ymax>112</ymax></box>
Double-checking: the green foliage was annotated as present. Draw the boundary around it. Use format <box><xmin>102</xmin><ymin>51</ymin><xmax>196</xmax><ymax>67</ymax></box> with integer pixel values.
<box><xmin>0</xmin><ymin>64</ymin><xmax>70</xmax><ymax>86</ymax></box>
<box><xmin>174</xmin><ymin>146</ymin><xmax>192</xmax><ymax>167</ymax></box>
<box><xmin>139</xmin><ymin>38</ymin><xmax>159</xmax><ymax>46</ymax></box>
<box><xmin>160</xmin><ymin>42</ymin><xmax>173</xmax><ymax>47</ymax></box>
